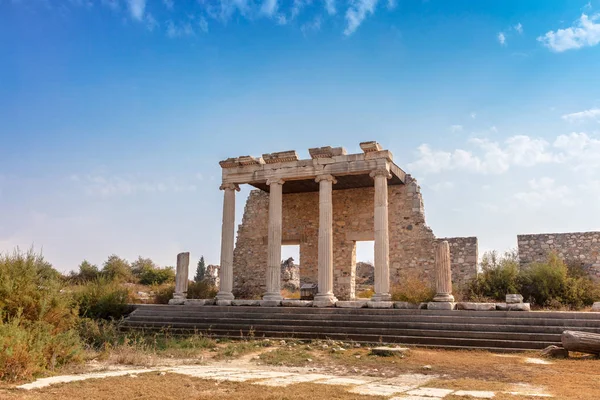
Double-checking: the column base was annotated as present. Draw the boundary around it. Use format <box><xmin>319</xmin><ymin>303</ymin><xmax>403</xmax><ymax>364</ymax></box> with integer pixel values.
<box><xmin>433</xmin><ymin>293</ymin><xmax>455</xmax><ymax>302</ymax></box>
<box><xmin>215</xmin><ymin>291</ymin><xmax>234</xmax><ymax>301</ymax></box>
<box><xmin>371</xmin><ymin>293</ymin><xmax>391</xmax><ymax>302</ymax></box>
<box><xmin>262</xmin><ymin>292</ymin><xmax>283</xmax><ymax>301</ymax></box>
<box><xmin>313</xmin><ymin>293</ymin><xmax>338</xmax><ymax>307</ymax></box>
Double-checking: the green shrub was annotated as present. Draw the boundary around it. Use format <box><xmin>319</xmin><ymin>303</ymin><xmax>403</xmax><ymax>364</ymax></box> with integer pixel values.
<box><xmin>465</xmin><ymin>250</ymin><xmax>520</xmax><ymax>301</ymax></box>
<box><xmin>187</xmin><ymin>280</ymin><xmax>218</xmax><ymax>299</ymax></box>
<box><xmin>138</xmin><ymin>266</ymin><xmax>175</xmax><ymax>285</ymax></box>
<box><xmin>101</xmin><ymin>255</ymin><xmax>133</xmax><ymax>282</ymax></box>
<box><xmin>391</xmin><ymin>272</ymin><xmax>435</xmax><ymax>303</ymax></box>
<box><xmin>73</xmin><ymin>278</ymin><xmax>131</xmax><ymax>320</ymax></box>
<box><xmin>152</xmin><ymin>284</ymin><xmax>175</xmax><ymax>304</ymax></box>
<box><xmin>69</xmin><ymin>260</ymin><xmax>100</xmax><ymax>283</ymax></box>
<box><xmin>77</xmin><ymin>318</ymin><xmax>120</xmax><ymax>350</ymax></box>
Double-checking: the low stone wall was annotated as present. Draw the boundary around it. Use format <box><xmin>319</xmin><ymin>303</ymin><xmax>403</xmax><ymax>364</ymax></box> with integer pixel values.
<box><xmin>518</xmin><ymin>232</ymin><xmax>600</xmax><ymax>278</ymax></box>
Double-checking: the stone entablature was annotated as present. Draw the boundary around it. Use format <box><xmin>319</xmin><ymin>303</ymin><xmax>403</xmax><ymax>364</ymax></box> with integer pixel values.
<box><xmin>518</xmin><ymin>232</ymin><xmax>600</xmax><ymax>278</ymax></box>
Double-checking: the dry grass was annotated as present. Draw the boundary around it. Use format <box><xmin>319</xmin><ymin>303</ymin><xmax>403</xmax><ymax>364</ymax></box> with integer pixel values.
<box><xmin>280</xmin><ymin>289</ymin><xmax>300</xmax><ymax>299</ymax></box>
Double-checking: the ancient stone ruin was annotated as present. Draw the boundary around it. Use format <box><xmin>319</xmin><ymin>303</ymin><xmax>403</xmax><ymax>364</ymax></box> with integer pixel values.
<box><xmin>215</xmin><ymin>141</ymin><xmax>478</xmax><ymax>302</ymax></box>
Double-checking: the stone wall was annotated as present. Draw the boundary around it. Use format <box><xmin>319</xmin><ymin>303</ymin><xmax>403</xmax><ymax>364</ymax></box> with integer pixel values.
<box><xmin>518</xmin><ymin>232</ymin><xmax>600</xmax><ymax>278</ymax></box>
<box><xmin>232</xmin><ymin>176</ymin><xmax>478</xmax><ymax>299</ymax></box>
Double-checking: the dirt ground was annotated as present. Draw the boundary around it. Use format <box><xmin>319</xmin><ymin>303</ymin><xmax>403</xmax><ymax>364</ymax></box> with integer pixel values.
<box><xmin>2</xmin><ymin>340</ymin><xmax>600</xmax><ymax>399</ymax></box>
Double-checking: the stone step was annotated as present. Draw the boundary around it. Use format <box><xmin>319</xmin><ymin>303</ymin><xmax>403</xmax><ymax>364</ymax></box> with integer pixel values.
<box><xmin>120</xmin><ymin>320</ymin><xmax>560</xmax><ymax>342</ymax></box>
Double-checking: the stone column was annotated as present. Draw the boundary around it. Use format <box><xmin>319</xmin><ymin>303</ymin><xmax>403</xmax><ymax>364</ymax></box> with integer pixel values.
<box><xmin>170</xmin><ymin>252</ymin><xmax>190</xmax><ymax>305</ymax></box>
<box><xmin>433</xmin><ymin>240</ymin><xmax>455</xmax><ymax>302</ymax></box>
<box><xmin>371</xmin><ymin>169</ymin><xmax>392</xmax><ymax>302</ymax></box>
<box><xmin>263</xmin><ymin>178</ymin><xmax>284</xmax><ymax>301</ymax></box>
<box><xmin>216</xmin><ymin>183</ymin><xmax>240</xmax><ymax>301</ymax></box>
<box><xmin>314</xmin><ymin>174</ymin><xmax>338</xmax><ymax>305</ymax></box>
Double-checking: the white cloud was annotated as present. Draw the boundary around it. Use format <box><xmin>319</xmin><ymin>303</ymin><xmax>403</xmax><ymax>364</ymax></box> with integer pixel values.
<box><xmin>470</xmin><ymin>112</ymin><xmax>476</xmax><ymax>119</ymax></box>
<box><xmin>163</xmin><ymin>0</ymin><xmax>174</xmax><ymax>10</ymax></box>
<box><xmin>513</xmin><ymin>177</ymin><xmax>573</xmax><ymax>207</ymax></box>
<box><xmin>301</xmin><ymin>16</ymin><xmax>322</xmax><ymax>36</ymax></box>
<box><xmin>291</xmin><ymin>0</ymin><xmax>310</xmax><ymax>19</ymax></box>
<box><xmin>553</xmin><ymin>132</ymin><xmax>600</xmax><ymax>172</ymax></box>
<box><xmin>145</xmin><ymin>14</ymin><xmax>158</xmax><ymax>31</ymax></box>
<box><xmin>101</xmin><ymin>0</ymin><xmax>119</xmax><ymax>10</ymax></box>
<box><xmin>260</xmin><ymin>0</ymin><xmax>278</xmax><ymax>16</ymax></box>
<box><xmin>429</xmin><ymin>181</ymin><xmax>454</xmax><ymax>191</ymax></box>
<box><xmin>450</xmin><ymin>125</ymin><xmax>463</xmax><ymax>133</ymax></box>
<box><xmin>324</xmin><ymin>0</ymin><xmax>336</xmax><ymax>15</ymax></box>
<box><xmin>387</xmin><ymin>0</ymin><xmax>396</xmax><ymax>9</ymax></box>
<box><xmin>166</xmin><ymin>20</ymin><xmax>194</xmax><ymax>38</ymax></box>
<box><xmin>561</xmin><ymin>108</ymin><xmax>600</xmax><ymax>122</ymax></box>
<box><xmin>538</xmin><ymin>13</ymin><xmax>600</xmax><ymax>52</ymax></box>
<box><xmin>198</xmin><ymin>16</ymin><xmax>209</xmax><ymax>33</ymax></box>
<box><xmin>344</xmin><ymin>0</ymin><xmax>379</xmax><ymax>36</ymax></box>
<box><xmin>514</xmin><ymin>22</ymin><xmax>523</xmax><ymax>34</ymax></box>
<box><xmin>127</xmin><ymin>0</ymin><xmax>146</xmax><ymax>21</ymax></box>
<box><xmin>497</xmin><ymin>32</ymin><xmax>506</xmax><ymax>45</ymax></box>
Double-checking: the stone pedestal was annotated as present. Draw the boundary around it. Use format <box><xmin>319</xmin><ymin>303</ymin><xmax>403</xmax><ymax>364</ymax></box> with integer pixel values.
<box><xmin>216</xmin><ymin>183</ymin><xmax>239</xmax><ymax>301</ymax></box>
<box><xmin>427</xmin><ymin>301</ymin><xmax>455</xmax><ymax>310</ymax></box>
<box><xmin>314</xmin><ymin>174</ymin><xmax>338</xmax><ymax>303</ymax></box>
<box><xmin>433</xmin><ymin>240</ymin><xmax>455</xmax><ymax>302</ymax></box>
<box><xmin>371</xmin><ymin>169</ymin><xmax>391</xmax><ymax>302</ymax></box>
<box><xmin>264</xmin><ymin>178</ymin><xmax>284</xmax><ymax>301</ymax></box>
<box><xmin>170</xmin><ymin>252</ymin><xmax>190</xmax><ymax>305</ymax></box>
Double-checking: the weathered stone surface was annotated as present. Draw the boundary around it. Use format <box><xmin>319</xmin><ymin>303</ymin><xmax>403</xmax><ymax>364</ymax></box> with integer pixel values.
<box><xmin>173</xmin><ymin>252</ymin><xmax>190</xmax><ymax>302</ymax></box>
<box><xmin>496</xmin><ymin>303</ymin><xmax>530</xmax><ymax>311</ymax></box>
<box><xmin>336</xmin><ymin>301</ymin><xmax>368</xmax><ymax>308</ymax></box>
<box><xmin>518</xmin><ymin>231</ymin><xmax>600</xmax><ymax>279</ymax></box>
<box><xmin>204</xmin><ymin>264</ymin><xmax>220</xmax><ymax>287</ymax></box>
<box><xmin>281</xmin><ymin>299</ymin><xmax>313</xmax><ymax>307</ymax></box>
<box><xmin>456</xmin><ymin>302</ymin><xmax>496</xmax><ymax>311</ymax></box>
<box><xmin>506</xmin><ymin>294</ymin><xmax>524</xmax><ymax>304</ymax></box>
<box><xmin>541</xmin><ymin>345</ymin><xmax>569</xmax><ymax>359</ymax></box>
<box><xmin>216</xmin><ymin>300</ymin><xmax>232</xmax><ymax>306</ymax></box>
<box><xmin>184</xmin><ymin>299</ymin><xmax>216</xmax><ymax>306</ymax></box>
<box><xmin>281</xmin><ymin>257</ymin><xmax>300</xmax><ymax>291</ymax></box>
<box><xmin>231</xmin><ymin>299</ymin><xmax>261</xmax><ymax>306</ymax></box>
<box><xmin>371</xmin><ymin>347</ymin><xmax>410</xmax><ymax>356</ymax></box>
<box><xmin>260</xmin><ymin>300</ymin><xmax>282</xmax><ymax>307</ymax></box>
<box><xmin>168</xmin><ymin>298</ymin><xmax>185</xmax><ymax>305</ymax></box>
<box><xmin>394</xmin><ymin>301</ymin><xmax>420</xmax><ymax>309</ymax></box>
<box><xmin>433</xmin><ymin>241</ymin><xmax>454</xmax><ymax>302</ymax></box>
<box><xmin>427</xmin><ymin>302</ymin><xmax>455</xmax><ymax>310</ymax></box>
<box><xmin>313</xmin><ymin>299</ymin><xmax>336</xmax><ymax>308</ymax></box>
<box><xmin>592</xmin><ymin>302</ymin><xmax>600</xmax><ymax>311</ymax></box>
<box><xmin>562</xmin><ymin>330</ymin><xmax>600</xmax><ymax>355</ymax></box>
<box><xmin>367</xmin><ymin>301</ymin><xmax>394</xmax><ymax>309</ymax></box>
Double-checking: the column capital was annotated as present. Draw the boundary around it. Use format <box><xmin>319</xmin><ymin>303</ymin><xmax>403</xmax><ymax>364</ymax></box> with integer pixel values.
<box><xmin>315</xmin><ymin>174</ymin><xmax>337</xmax><ymax>184</ymax></box>
<box><xmin>266</xmin><ymin>178</ymin><xmax>285</xmax><ymax>186</ymax></box>
<box><xmin>369</xmin><ymin>169</ymin><xmax>392</xmax><ymax>179</ymax></box>
<box><xmin>220</xmin><ymin>183</ymin><xmax>240</xmax><ymax>192</ymax></box>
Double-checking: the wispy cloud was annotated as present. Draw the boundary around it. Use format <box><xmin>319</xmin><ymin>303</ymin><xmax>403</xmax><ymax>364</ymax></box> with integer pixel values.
<box><xmin>562</xmin><ymin>108</ymin><xmax>600</xmax><ymax>122</ymax></box>
<box><xmin>301</xmin><ymin>16</ymin><xmax>322</xmax><ymax>36</ymax></box>
<box><xmin>260</xmin><ymin>0</ymin><xmax>278</xmax><ymax>17</ymax></box>
<box><xmin>497</xmin><ymin>32</ymin><xmax>506</xmax><ymax>45</ymax></box>
<box><xmin>344</xmin><ymin>0</ymin><xmax>379</xmax><ymax>36</ymax></box>
<box><xmin>324</xmin><ymin>0</ymin><xmax>336</xmax><ymax>15</ymax></box>
<box><xmin>127</xmin><ymin>0</ymin><xmax>146</xmax><ymax>21</ymax></box>
<box><xmin>450</xmin><ymin>125</ymin><xmax>463</xmax><ymax>133</ymax></box>
<box><xmin>514</xmin><ymin>22</ymin><xmax>523</xmax><ymax>34</ymax></box>
<box><xmin>166</xmin><ymin>20</ymin><xmax>195</xmax><ymax>38</ymax></box>
<box><xmin>538</xmin><ymin>13</ymin><xmax>600</xmax><ymax>52</ymax></box>
<box><xmin>163</xmin><ymin>0</ymin><xmax>174</xmax><ymax>10</ymax></box>
<box><xmin>513</xmin><ymin>177</ymin><xmax>574</xmax><ymax>207</ymax></box>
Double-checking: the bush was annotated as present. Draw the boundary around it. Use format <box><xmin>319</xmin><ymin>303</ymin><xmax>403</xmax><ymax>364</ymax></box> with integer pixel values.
<box><xmin>187</xmin><ymin>280</ymin><xmax>218</xmax><ymax>299</ymax></box>
<box><xmin>101</xmin><ymin>255</ymin><xmax>133</xmax><ymax>283</ymax></box>
<box><xmin>391</xmin><ymin>272</ymin><xmax>435</xmax><ymax>303</ymax></box>
<box><xmin>69</xmin><ymin>260</ymin><xmax>100</xmax><ymax>283</ymax></box>
<box><xmin>464</xmin><ymin>250</ymin><xmax>520</xmax><ymax>302</ymax></box>
<box><xmin>73</xmin><ymin>278</ymin><xmax>131</xmax><ymax>320</ymax></box>
<box><xmin>152</xmin><ymin>284</ymin><xmax>175</xmax><ymax>304</ymax></box>
<box><xmin>139</xmin><ymin>266</ymin><xmax>175</xmax><ymax>286</ymax></box>
<box><xmin>77</xmin><ymin>318</ymin><xmax>120</xmax><ymax>350</ymax></box>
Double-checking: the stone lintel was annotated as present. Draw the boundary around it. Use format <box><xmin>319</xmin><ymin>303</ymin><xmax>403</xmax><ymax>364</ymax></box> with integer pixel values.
<box><xmin>364</xmin><ymin>149</ymin><xmax>394</xmax><ymax>162</ymax></box>
<box><xmin>262</xmin><ymin>150</ymin><xmax>299</xmax><ymax>164</ymax></box>
<box><xmin>360</xmin><ymin>141</ymin><xmax>382</xmax><ymax>153</ymax></box>
<box><xmin>309</xmin><ymin>146</ymin><xmax>347</xmax><ymax>159</ymax></box>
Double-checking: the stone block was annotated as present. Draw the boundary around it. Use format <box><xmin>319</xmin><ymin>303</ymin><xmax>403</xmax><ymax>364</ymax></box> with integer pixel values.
<box><xmin>281</xmin><ymin>300</ymin><xmax>313</xmax><ymax>307</ymax></box>
<box><xmin>367</xmin><ymin>301</ymin><xmax>394</xmax><ymax>309</ymax></box>
<box><xmin>168</xmin><ymin>298</ymin><xmax>185</xmax><ymax>305</ymax></box>
<box><xmin>541</xmin><ymin>345</ymin><xmax>569</xmax><ymax>359</ymax></box>
<box><xmin>232</xmin><ymin>300</ymin><xmax>261</xmax><ymax>306</ymax></box>
<box><xmin>394</xmin><ymin>302</ymin><xmax>420</xmax><ymax>309</ymax></box>
<box><xmin>370</xmin><ymin>347</ymin><xmax>410</xmax><ymax>356</ymax></box>
<box><xmin>427</xmin><ymin>302</ymin><xmax>455</xmax><ymax>310</ymax></box>
<box><xmin>506</xmin><ymin>294</ymin><xmax>524</xmax><ymax>304</ymax></box>
<box><xmin>184</xmin><ymin>299</ymin><xmax>216</xmax><ymax>306</ymax></box>
<box><xmin>312</xmin><ymin>299</ymin><xmax>336</xmax><ymax>308</ymax></box>
<box><xmin>456</xmin><ymin>302</ymin><xmax>496</xmax><ymax>311</ymax></box>
<box><xmin>216</xmin><ymin>300</ymin><xmax>232</xmax><ymax>306</ymax></box>
<box><xmin>260</xmin><ymin>300</ymin><xmax>282</xmax><ymax>307</ymax></box>
<box><xmin>336</xmin><ymin>301</ymin><xmax>368</xmax><ymax>308</ymax></box>
<box><xmin>496</xmin><ymin>303</ymin><xmax>530</xmax><ymax>311</ymax></box>
<box><xmin>592</xmin><ymin>302</ymin><xmax>600</xmax><ymax>311</ymax></box>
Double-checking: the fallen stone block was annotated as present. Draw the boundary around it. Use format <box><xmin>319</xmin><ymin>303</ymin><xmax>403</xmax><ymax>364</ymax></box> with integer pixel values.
<box><xmin>592</xmin><ymin>302</ymin><xmax>600</xmax><ymax>311</ymax></box>
<box><xmin>184</xmin><ymin>299</ymin><xmax>216</xmax><ymax>306</ymax></box>
<box><xmin>506</xmin><ymin>294</ymin><xmax>524</xmax><ymax>304</ymax></box>
<box><xmin>370</xmin><ymin>346</ymin><xmax>410</xmax><ymax>357</ymax></box>
<box><xmin>562</xmin><ymin>330</ymin><xmax>600</xmax><ymax>355</ymax></box>
<box><xmin>281</xmin><ymin>300</ymin><xmax>313</xmax><ymax>307</ymax></box>
<box><xmin>336</xmin><ymin>301</ymin><xmax>368</xmax><ymax>308</ymax></box>
<box><xmin>541</xmin><ymin>345</ymin><xmax>569</xmax><ymax>359</ymax></box>
<box><xmin>456</xmin><ymin>302</ymin><xmax>496</xmax><ymax>311</ymax></box>
<box><xmin>231</xmin><ymin>300</ymin><xmax>261</xmax><ymax>306</ymax></box>
<box><xmin>427</xmin><ymin>302</ymin><xmax>455</xmax><ymax>310</ymax></box>
<box><xmin>496</xmin><ymin>303</ymin><xmax>530</xmax><ymax>311</ymax></box>
<box><xmin>394</xmin><ymin>301</ymin><xmax>420</xmax><ymax>309</ymax></box>
<box><xmin>367</xmin><ymin>301</ymin><xmax>394</xmax><ymax>309</ymax></box>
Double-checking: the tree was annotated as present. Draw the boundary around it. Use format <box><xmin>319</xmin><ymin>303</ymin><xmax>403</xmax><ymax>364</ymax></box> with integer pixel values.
<box><xmin>194</xmin><ymin>256</ymin><xmax>206</xmax><ymax>282</ymax></box>
<box><xmin>76</xmin><ymin>260</ymin><xmax>99</xmax><ymax>282</ymax></box>
<box><xmin>101</xmin><ymin>254</ymin><xmax>133</xmax><ymax>282</ymax></box>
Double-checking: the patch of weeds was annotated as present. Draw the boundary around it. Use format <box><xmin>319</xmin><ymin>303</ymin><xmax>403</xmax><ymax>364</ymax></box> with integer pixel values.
<box><xmin>258</xmin><ymin>348</ymin><xmax>313</xmax><ymax>367</ymax></box>
<box><xmin>214</xmin><ymin>341</ymin><xmax>264</xmax><ymax>359</ymax></box>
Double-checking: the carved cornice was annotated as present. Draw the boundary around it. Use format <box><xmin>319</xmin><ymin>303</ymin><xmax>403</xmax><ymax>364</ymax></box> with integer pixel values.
<box><xmin>315</xmin><ymin>174</ymin><xmax>337</xmax><ymax>184</ymax></box>
<box><xmin>369</xmin><ymin>169</ymin><xmax>392</xmax><ymax>179</ymax></box>
<box><xmin>219</xmin><ymin>183</ymin><xmax>241</xmax><ymax>191</ymax></box>
<box><xmin>266</xmin><ymin>178</ymin><xmax>285</xmax><ymax>186</ymax></box>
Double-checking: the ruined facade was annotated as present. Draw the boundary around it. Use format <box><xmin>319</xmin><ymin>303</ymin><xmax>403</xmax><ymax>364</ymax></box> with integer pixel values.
<box><xmin>518</xmin><ymin>232</ymin><xmax>600</xmax><ymax>278</ymax></box>
<box><xmin>219</xmin><ymin>142</ymin><xmax>478</xmax><ymax>301</ymax></box>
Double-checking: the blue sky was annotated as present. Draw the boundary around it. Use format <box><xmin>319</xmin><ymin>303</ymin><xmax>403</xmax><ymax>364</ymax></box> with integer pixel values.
<box><xmin>1</xmin><ymin>0</ymin><xmax>600</xmax><ymax>272</ymax></box>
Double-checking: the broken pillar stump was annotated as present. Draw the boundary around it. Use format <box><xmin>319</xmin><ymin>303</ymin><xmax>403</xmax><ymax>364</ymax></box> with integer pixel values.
<box><xmin>561</xmin><ymin>330</ymin><xmax>600</xmax><ymax>355</ymax></box>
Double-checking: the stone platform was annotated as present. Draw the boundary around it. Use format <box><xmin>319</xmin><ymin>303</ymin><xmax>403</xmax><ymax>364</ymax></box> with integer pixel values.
<box><xmin>120</xmin><ymin>305</ymin><xmax>600</xmax><ymax>352</ymax></box>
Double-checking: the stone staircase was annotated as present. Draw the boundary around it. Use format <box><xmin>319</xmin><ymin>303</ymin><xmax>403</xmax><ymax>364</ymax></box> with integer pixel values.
<box><xmin>120</xmin><ymin>305</ymin><xmax>600</xmax><ymax>352</ymax></box>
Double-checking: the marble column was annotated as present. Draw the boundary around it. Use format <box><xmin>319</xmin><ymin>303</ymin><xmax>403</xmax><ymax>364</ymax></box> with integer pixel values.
<box><xmin>216</xmin><ymin>183</ymin><xmax>240</xmax><ymax>301</ymax></box>
<box><xmin>263</xmin><ymin>178</ymin><xmax>284</xmax><ymax>301</ymax></box>
<box><xmin>433</xmin><ymin>240</ymin><xmax>455</xmax><ymax>302</ymax></box>
<box><xmin>314</xmin><ymin>174</ymin><xmax>338</xmax><ymax>304</ymax></box>
<box><xmin>371</xmin><ymin>169</ymin><xmax>392</xmax><ymax>302</ymax></box>
<box><xmin>170</xmin><ymin>252</ymin><xmax>190</xmax><ymax>304</ymax></box>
